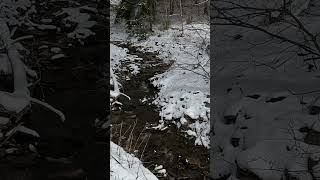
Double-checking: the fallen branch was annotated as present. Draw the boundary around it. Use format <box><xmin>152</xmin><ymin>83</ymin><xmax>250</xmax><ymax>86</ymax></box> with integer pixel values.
<box><xmin>110</xmin><ymin>68</ymin><xmax>131</xmax><ymax>101</ymax></box>
<box><xmin>30</xmin><ymin>97</ymin><xmax>66</xmax><ymax>122</ymax></box>
<box><xmin>0</xmin><ymin>20</ymin><xmax>29</xmax><ymax>96</ymax></box>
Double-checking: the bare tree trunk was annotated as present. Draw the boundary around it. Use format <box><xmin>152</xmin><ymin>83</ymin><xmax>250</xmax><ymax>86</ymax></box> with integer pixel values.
<box><xmin>196</xmin><ymin>0</ymin><xmax>200</xmax><ymax>17</ymax></box>
<box><xmin>179</xmin><ymin>0</ymin><xmax>184</xmax><ymax>35</ymax></box>
<box><xmin>169</xmin><ymin>0</ymin><xmax>174</xmax><ymax>15</ymax></box>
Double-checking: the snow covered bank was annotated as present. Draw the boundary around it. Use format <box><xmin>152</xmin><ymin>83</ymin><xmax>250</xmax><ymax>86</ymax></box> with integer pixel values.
<box><xmin>110</xmin><ymin>21</ymin><xmax>210</xmax><ymax>147</ymax></box>
<box><xmin>110</xmin><ymin>43</ymin><xmax>144</xmax><ymax>107</ymax></box>
<box><xmin>133</xmin><ymin>24</ymin><xmax>210</xmax><ymax>147</ymax></box>
<box><xmin>110</xmin><ymin>40</ymin><xmax>159</xmax><ymax>180</ymax></box>
<box><xmin>110</xmin><ymin>141</ymin><xmax>159</xmax><ymax>180</ymax></box>
<box><xmin>110</xmin><ymin>4</ymin><xmax>159</xmax><ymax>179</ymax></box>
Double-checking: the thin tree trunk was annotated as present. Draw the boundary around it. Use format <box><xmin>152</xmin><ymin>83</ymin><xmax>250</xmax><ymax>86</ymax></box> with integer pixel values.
<box><xmin>179</xmin><ymin>0</ymin><xmax>184</xmax><ymax>35</ymax></box>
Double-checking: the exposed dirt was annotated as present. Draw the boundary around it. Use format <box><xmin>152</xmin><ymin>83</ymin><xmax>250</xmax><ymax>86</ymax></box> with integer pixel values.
<box><xmin>111</xmin><ymin>43</ymin><xmax>209</xmax><ymax>180</ymax></box>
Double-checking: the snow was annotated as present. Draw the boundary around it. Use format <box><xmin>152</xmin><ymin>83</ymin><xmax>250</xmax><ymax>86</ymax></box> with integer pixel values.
<box><xmin>156</xmin><ymin>169</ymin><xmax>167</xmax><ymax>177</ymax></box>
<box><xmin>149</xmin><ymin>120</ymin><xmax>168</xmax><ymax>131</ymax></box>
<box><xmin>38</xmin><ymin>45</ymin><xmax>48</xmax><ymax>50</ymax></box>
<box><xmin>111</xmin><ymin>23</ymin><xmax>129</xmax><ymax>42</ymax></box>
<box><xmin>40</xmin><ymin>18</ymin><xmax>53</xmax><ymax>24</ymax></box>
<box><xmin>132</xmin><ymin>24</ymin><xmax>210</xmax><ymax>147</ymax></box>
<box><xmin>16</xmin><ymin>126</ymin><xmax>40</xmax><ymax>137</ymax></box>
<box><xmin>110</xmin><ymin>5</ymin><xmax>210</xmax><ymax>147</ymax></box>
<box><xmin>110</xmin><ymin>141</ymin><xmax>159</xmax><ymax>180</ymax></box>
<box><xmin>211</xmin><ymin>86</ymin><xmax>320</xmax><ymax>178</ymax></box>
<box><xmin>212</xmin><ymin>1</ymin><xmax>320</xmax><ymax>179</ymax></box>
<box><xmin>110</xmin><ymin>43</ymin><xmax>142</xmax><ymax>106</ymax></box>
<box><xmin>111</xmin><ymin>0</ymin><xmax>121</xmax><ymax>6</ymax></box>
<box><xmin>50</xmin><ymin>47</ymin><xmax>62</xmax><ymax>53</ymax></box>
<box><xmin>35</xmin><ymin>24</ymin><xmax>57</xmax><ymax>30</ymax></box>
<box><xmin>67</xmin><ymin>28</ymin><xmax>95</xmax><ymax>39</ymax></box>
<box><xmin>51</xmin><ymin>54</ymin><xmax>65</xmax><ymax>60</ymax></box>
<box><xmin>28</xmin><ymin>144</ymin><xmax>37</xmax><ymax>153</ymax></box>
<box><xmin>110</xmin><ymin>44</ymin><xmax>142</xmax><ymax>76</ymax></box>
<box><xmin>153</xmin><ymin>165</ymin><xmax>167</xmax><ymax>177</ymax></box>
<box><xmin>0</xmin><ymin>0</ymin><xmax>33</xmax><ymax>26</ymax></box>
<box><xmin>128</xmin><ymin>63</ymin><xmax>140</xmax><ymax>75</ymax></box>
<box><xmin>5</xmin><ymin>124</ymin><xmax>40</xmax><ymax>138</ymax></box>
<box><xmin>109</xmin><ymin>3</ymin><xmax>210</xmax><ymax>179</ymax></box>
<box><xmin>0</xmin><ymin>0</ymin><xmax>40</xmax><ymax>118</ymax></box>
<box><xmin>57</xmin><ymin>6</ymin><xmax>96</xmax><ymax>40</ymax></box>
<box><xmin>0</xmin><ymin>117</ymin><xmax>9</xmax><ymax>125</ymax></box>
<box><xmin>0</xmin><ymin>92</ymin><xmax>29</xmax><ymax>113</ymax></box>
<box><xmin>154</xmin><ymin>165</ymin><xmax>163</xmax><ymax>171</ymax></box>
<box><xmin>5</xmin><ymin>148</ymin><xmax>18</xmax><ymax>154</ymax></box>
<box><xmin>0</xmin><ymin>54</ymin><xmax>11</xmax><ymax>75</ymax></box>
<box><xmin>140</xmin><ymin>97</ymin><xmax>148</xmax><ymax>103</ymax></box>
<box><xmin>110</xmin><ymin>43</ymin><xmax>129</xmax><ymax>70</ymax></box>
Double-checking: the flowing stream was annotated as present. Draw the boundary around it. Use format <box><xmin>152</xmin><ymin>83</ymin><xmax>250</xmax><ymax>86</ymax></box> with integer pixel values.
<box><xmin>111</xmin><ymin>43</ymin><xmax>209</xmax><ymax>180</ymax></box>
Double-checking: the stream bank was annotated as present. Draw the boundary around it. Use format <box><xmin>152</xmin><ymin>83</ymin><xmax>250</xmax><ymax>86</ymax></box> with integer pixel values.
<box><xmin>111</xmin><ymin>43</ymin><xmax>209</xmax><ymax>180</ymax></box>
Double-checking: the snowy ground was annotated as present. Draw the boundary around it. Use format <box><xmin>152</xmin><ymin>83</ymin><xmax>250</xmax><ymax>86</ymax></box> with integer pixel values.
<box><xmin>133</xmin><ymin>24</ymin><xmax>210</xmax><ymax>147</ymax></box>
<box><xmin>111</xmin><ymin>22</ymin><xmax>210</xmax><ymax>147</ymax></box>
<box><xmin>110</xmin><ymin>43</ymin><xmax>142</xmax><ymax>107</ymax></box>
<box><xmin>212</xmin><ymin>0</ymin><xmax>320</xmax><ymax>179</ymax></box>
<box><xmin>110</xmin><ymin>142</ymin><xmax>158</xmax><ymax>180</ymax></box>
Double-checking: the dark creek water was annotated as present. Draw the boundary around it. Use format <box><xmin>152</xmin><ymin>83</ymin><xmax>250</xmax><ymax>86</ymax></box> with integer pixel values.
<box><xmin>0</xmin><ymin>2</ymin><xmax>109</xmax><ymax>180</ymax></box>
<box><xmin>111</xmin><ymin>43</ymin><xmax>209</xmax><ymax>180</ymax></box>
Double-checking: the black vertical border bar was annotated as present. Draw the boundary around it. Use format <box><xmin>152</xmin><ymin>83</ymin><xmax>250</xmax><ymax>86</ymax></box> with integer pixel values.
<box><xmin>106</xmin><ymin>0</ymin><xmax>111</xmax><ymax>179</ymax></box>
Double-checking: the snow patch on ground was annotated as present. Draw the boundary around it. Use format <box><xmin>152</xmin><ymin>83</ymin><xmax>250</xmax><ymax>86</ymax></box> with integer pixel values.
<box><xmin>57</xmin><ymin>6</ymin><xmax>96</xmax><ymax>40</ymax></box>
<box><xmin>110</xmin><ymin>141</ymin><xmax>158</xmax><ymax>180</ymax></box>
<box><xmin>0</xmin><ymin>0</ymin><xmax>33</xmax><ymax>26</ymax></box>
<box><xmin>111</xmin><ymin>0</ymin><xmax>121</xmax><ymax>6</ymax></box>
<box><xmin>110</xmin><ymin>43</ymin><xmax>143</xmax><ymax>106</ymax></box>
<box><xmin>110</xmin><ymin>21</ymin><xmax>210</xmax><ymax>147</ymax></box>
<box><xmin>211</xmin><ymin>81</ymin><xmax>320</xmax><ymax>179</ymax></box>
<box><xmin>133</xmin><ymin>24</ymin><xmax>210</xmax><ymax>147</ymax></box>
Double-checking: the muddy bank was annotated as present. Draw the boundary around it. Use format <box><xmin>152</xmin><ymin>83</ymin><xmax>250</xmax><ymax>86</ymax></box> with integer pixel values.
<box><xmin>111</xmin><ymin>43</ymin><xmax>209</xmax><ymax>180</ymax></box>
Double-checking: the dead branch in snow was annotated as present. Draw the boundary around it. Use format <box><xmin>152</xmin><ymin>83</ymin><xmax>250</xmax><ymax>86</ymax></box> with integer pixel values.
<box><xmin>211</xmin><ymin>0</ymin><xmax>320</xmax><ymax>66</ymax></box>
<box><xmin>110</xmin><ymin>67</ymin><xmax>131</xmax><ymax>107</ymax></box>
<box><xmin>171</xmin><ymin>26</ymin><xmax>210</xmax><ymax>80</ymax></box>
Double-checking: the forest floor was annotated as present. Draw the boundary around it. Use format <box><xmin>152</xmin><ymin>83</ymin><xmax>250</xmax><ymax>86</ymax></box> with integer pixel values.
<box><xmin>0</xmin><ymin>1</ymin><xmax>108</xmax><ymax>179</ymax></box>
